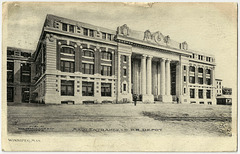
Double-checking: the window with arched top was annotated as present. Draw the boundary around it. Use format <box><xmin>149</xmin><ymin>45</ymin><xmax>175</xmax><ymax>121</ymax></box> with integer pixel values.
<box><xmin>83</xmin><ymin>49</ymin><xmax>94</xmax><ymax>57</ymax></box>
<box><xmin>101</xmin><ymin>51</ymin><xmax>112</xmax><ymax>60</ymax></box>
<box><xmin>61</xmin><ymin>46</ymin><xmax>75</xmax><ymax>54</ymax></box>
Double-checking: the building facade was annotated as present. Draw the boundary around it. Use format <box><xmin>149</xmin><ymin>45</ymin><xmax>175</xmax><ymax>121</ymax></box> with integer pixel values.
<box><xmin>7</xmin><ymin>14</ymin><xmax>217</xmax><ymax>105</ymax></box>
<box><xmin>215</xmin><ymin>79</ymin><xmax>222</xmax><ymax>96</ymax></box>
<box><xmin>7</xmin><ymin>47</ymin><xmax>32</xmax><ymax>103</ymax></box>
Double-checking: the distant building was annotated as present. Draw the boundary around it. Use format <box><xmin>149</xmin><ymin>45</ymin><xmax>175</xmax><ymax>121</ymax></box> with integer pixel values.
<box><xmin>222</xmin><ymin>87</ymin><xmax>232</xmax><ymax>95</ymax></box>
<box><xmin>7</xmin><ymin>14</ymin><xmax>218</xmax><ymax>105</ymax></box>
<box><xmin>7</xmin><ymin>47</ymin><xmax>32</xmax><ymax>103</ymax></box>
<box><xmin>215</xmin><ymin>79</ymin><xmax>222</xmax><ymax>96</ymax></box>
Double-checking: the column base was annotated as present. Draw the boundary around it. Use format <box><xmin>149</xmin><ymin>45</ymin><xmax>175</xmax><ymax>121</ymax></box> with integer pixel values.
<box><xmin>158</xmin><ymin>95</ymin><xmax>172</xmax><ymax>103</ymax></box>
<box><xmin>142</xmin><ymin>94</ymin><xmax>154</xmax><ymax>103</ymax></box>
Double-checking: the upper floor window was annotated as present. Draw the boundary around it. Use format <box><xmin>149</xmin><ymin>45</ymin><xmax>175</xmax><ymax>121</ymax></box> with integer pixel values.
<box><xmin>69</xmin><ymin>25</ymin><xmax>74</xmax><ymax>33</ymax></box>
<box><xmin>107</xmin><ymin>34</ymin><xmax>111</xmax><ymax>40</ymax></box>
<box><xmin>61</xmin><ymin>80</ymin><xmax>74</xmax><ymax>96</ymax></box>
<box><xmin>183</xmin><ymin>65</ymin><xmax>186</xmax><ymax>70</ymax></box>
<box><xmin>7</xmin><ymin>50</ymin><xmax>14</xmax><ymax>56</ymax></box>
<box><xmin>83</xmin><ymin>50</ymin><xmax>94</xmax><ymax>57</ymax></box>
<box><xmin>206</xmin><ymin>78</ymin><xmax>211</xmax><ymax>85</ymax></box>
<box><xmin>101</xmin><ymin>65</ymin><xmax>112</xmax><ymax>76</ymax></box>
<box><xmin>21</xmin><ymin>52</ymin><xmax>31</xmax><ymax>58</ymax></box>
<box><xmin>198</xmin><ymin>68</ymin><xmax>203</xmax><ymax>73</ymax></box>
<box><xmin>123</xmin><ymin>68</ymin><xmax>127</xmax><ymax>76</ymax></box>
<box><xmin>20</xmin><ymin>63</ymin><xmax>31</xmax><ymax>83</ymax></box>
<box><xmin>102</xmin><ymin>33</ymin><xmax>106</xmax><ymax>39</ymax></box>
<box><xmin>62</xmin><ymin>23</ymin><xmax>67</xmax><ymax>31</ymax></box>
<box><xmin>7</xmin><ymin>62</ymin><xmax>14</xmax><ymax>82</ymax></box>
<box><xmin>189</xmin><ymin>66</ymin><xmax>195</xmax><ymax>72</ymax></box>
<box><xmin>101</xmin><ymin>51</ymin><xmax>112</xmax><ymax>60</ymax></box>
<box><xmin>206</xmin><ymin>69</ymin><xmax>211</xmax><ymax>74</ymax></box>
<box><xmin>89</xmin><ymin>29</ymin><xmax>94</xmax><ymax>37</ymax></box>
<box><xmin>198</xmin><ymin>77</ymin><xmax>203</xmax><ymax>84</ymax></box>
<box><xmin>189</xmin><ymin>76</ymin><xmax>195</xmax><ymax>84</ymax></box>
<box><xmin>123</xmin><ymin>55</ymin><xmax>127</xmax><ymax>62</ymax></box>
<box><xmin>60</xmin><ymin>60</ymin><xmax>75</xmax><ymax>73</ymax></box>
<box><xmin>61</xmin><ymin>46</ymin><xmax>75</xmax><ymax>54</ymax></box>
<box><xmin>82</xmin><ymin>63</ymin><xmax>94</xmax><ymax>74</ymax></box>
<box><xmin>83</xmin><ymin>28</ymin><xmax>88</xmax><ymax>36</ymax></box>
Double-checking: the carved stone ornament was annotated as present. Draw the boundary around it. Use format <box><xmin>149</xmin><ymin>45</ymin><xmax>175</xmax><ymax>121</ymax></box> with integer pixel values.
<box><xmin>164</xmin><ymin>35</ymin><xmax>170</xmax><ymax>44</ymax></box>
<box><xmin>118</xmin><ymin>24</ymin><xmax>129</xmax><ymax>36</ymax></box>
<box><xmin>53</xmin><ymin>20</ymin><xmax>61</xmax><ymax>29</ymax></box>
<box><xmin>143</xmin><ymin>30</ymin><xmax>152</xmax><ymax>41</ymax></box>
<box><xmin>46</xmin><ymin>34</ymin><xmax>55</xmax><ymax>42</ymax></box>
<box><xmin>182</xmin><ymin>41</ymin><xmax>188</xmax><ymax>50</ymax></box>
<box><xmin>152</xmin><ymin>31</ymin><xmax>164</xmax><ymax>44</ymax></box>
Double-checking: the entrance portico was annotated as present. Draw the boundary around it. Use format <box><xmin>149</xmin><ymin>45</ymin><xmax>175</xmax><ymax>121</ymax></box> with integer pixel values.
<box><xmin>131</xmin><ymin>53</ymin><xmax>176</xmax><ymax>103</ymax></box>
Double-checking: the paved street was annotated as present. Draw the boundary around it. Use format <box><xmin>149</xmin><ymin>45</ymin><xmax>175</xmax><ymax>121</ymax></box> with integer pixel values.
<box><xmin>7</xmin><ymin>103</ymin><xmax>232</xmax><ymax>137</ymax></box>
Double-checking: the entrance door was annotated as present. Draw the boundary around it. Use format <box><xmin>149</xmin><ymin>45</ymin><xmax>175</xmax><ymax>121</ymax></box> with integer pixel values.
<box><xmin>22</xmin><ymin>88</ymin><xmax>30</xmax><ymax>103</ymax></box>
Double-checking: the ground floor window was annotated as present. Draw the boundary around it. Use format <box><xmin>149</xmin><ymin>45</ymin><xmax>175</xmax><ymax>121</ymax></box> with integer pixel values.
<box><xmin>206</xmin><ymin>90</ymin><xmax>211</xmax><ymax>99</ymax></box>
<box><xmin>7</xmin><ymin>87</ymin><xmax>14</xmax><ymax>102</ymax></box>
<box><xmin>101</xmin><ymin>83</ymin><xmax>111</xmax><ymax>96</ymax></box>
<box><xmin>190</xmin><ymin>89</ymin><xmax>195</xmax><ymax>98</ymax></box>
<box><xmin>61</xmin><ymin>80</ymin><xmax>74</xmax><ymax>96</ymax></box>
<box><xmin>82</xmin><ymin>81</ymin><xmax>94</xmax><ymax>96</ymax></box>
<box><xmin>22</xmin><ymin>88</ymin><xmax>30</xmax><ymax>103</ymax></box>
<box><xmin>198</xmin><ymin>89</ymin><xmax>203</xmax><ymax>98</ymax></box>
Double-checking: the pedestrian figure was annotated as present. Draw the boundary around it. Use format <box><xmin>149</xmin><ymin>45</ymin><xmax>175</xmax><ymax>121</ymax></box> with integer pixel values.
<box><xmin>133</xmin><ymin>94</ymin><xmax>138</xmax><ymax>106</ymax></box>
<box><xmin>176</xmin><ymin>97</ymin><xmax>179</xmax><ymax>104</ymax></box>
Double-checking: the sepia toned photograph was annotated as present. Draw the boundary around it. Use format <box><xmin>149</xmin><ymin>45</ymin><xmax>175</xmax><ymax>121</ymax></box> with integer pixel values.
<box><xmin>1</xmin><ymin>2</ymin><xmax>238</xmax><ymax>151</ymax></box>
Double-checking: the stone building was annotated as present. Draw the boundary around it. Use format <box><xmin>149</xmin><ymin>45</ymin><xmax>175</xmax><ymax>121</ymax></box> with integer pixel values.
<box><xmin>215</xmin><ymin>79</ymin><xmax>222</xmax><ymax>96</ymax></box>
<box><xmin>7</xmin><ymin>14</ymin><xmax>217</xmax><ymax>105</ymax></box>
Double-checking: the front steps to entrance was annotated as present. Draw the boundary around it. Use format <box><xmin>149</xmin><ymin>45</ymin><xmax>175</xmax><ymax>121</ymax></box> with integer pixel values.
<box><xmin>141</xmin><ymin>94</ymin><xmax>173</xmax><ymax>103</ymax></box>
<box><xmin>142</xmin><ymin>94</ymin><xmax>154</xmax><ymax>103</ymax></box>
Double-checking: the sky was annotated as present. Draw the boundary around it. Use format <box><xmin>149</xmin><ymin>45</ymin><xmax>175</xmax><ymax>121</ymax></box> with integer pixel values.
<box><xmin>4</xmin><ymin>2</ymin><xmax>237</xmax><ymax>88</ymax></box>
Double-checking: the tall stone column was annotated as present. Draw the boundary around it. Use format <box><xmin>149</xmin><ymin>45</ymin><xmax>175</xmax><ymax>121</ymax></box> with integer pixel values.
<box><xmin>141</xmin><ymin>55</ymin><xmax>147</xmax><ymax>95</ymax></box>
<box><xmin>160</xmin><ymin>58</ymin><xmax>166</xmax><ymax>96</ymax></box>
<box><xmin>147</xmin><ymin>56</ymin><xmax>153</xmax><ymax>95</ymax></box>
<box><xmin>165</xmin><ymin>59</ymin><xmax>171</xmax><ymax>95</ymax></box>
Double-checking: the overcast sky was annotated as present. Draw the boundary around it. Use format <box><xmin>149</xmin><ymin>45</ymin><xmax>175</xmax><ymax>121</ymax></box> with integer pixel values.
<box><xmin>4</xmin><ymin>2</ymin><xmax>237</xmax><ymax>88</ymax></box>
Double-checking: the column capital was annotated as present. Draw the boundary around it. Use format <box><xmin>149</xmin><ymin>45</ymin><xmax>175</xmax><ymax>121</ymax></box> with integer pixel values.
<box><xmin>142</xmin><ymin>55</ymin><xmax>147</xmax><ymax>59</ymax></box>
<box><xmin>166</xmin><ymin>58</ymin><xmax>171</xmax><ymax>62</ymax></box>
<box><xmin>160</xmin><ymin>58</ymin><xmax>166</xmax><ymax>62</ymax></box>
<box><xmin>147</xmin><ymin>55</ymin><xmax>153</xmax><ymax>59</ymax></box>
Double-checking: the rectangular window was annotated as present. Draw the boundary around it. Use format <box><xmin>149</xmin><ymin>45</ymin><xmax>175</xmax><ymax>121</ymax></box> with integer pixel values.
<box><xmin>107</xmin><ymin>34</ymin><xmax>111</xmax><ymax>40</ymax></box>
<box><xmin>7</xmin><ymin>87</ymin><xmax>14</xmax><ymax>102</ymax></box>
<box><xmin>101</xmin><ymin>83</ymin><xmax>111</xmax><ymax>96</ymax></box>
<box><xmin>206</xmin><ymin>78</ymin><xmax>211</xmax><ymax>85</ymax></box>
<box><xmin>123</xmin><ymin>55</ymin><xmax>127</xmax><ymax>62</ymax></box>
<box><xmin>206</xmin><ymin>90</ymin><xmax>211</xmax><ymax>99</ymax></box>
<box><xmin>184</xmin><ymin>76</ymin><xmax>186</xmax><ymax>82</ymax></box>
<box><xmin>190</xmin><ymin>89</ymin><xmax>195</xmax><ymax>98</ymax></box>
<box><xmin>198</xmin><ymin>77</ymin><xmax>203</xmax><ymax>84</ymax></box>
<box><xmin>123</xmin><ymin>68</ymin><xmax>127</xmax><ymax>76</ymax></box>
<box><xmin>62</xmin><ymin>23</ymin><xmax>67</xmax><ymax>31</ymax></box>
<box><xmin>101</xmin><ymin>65</ymin><xmax>112</xmax><ymax>76</ymax></box>
<box><xmin>102</xmin><ymin>32</ymin><xmax>106</xmax><ymax>39</ymax></box>
<box><xmin>198</xmin><ymin>89</ymin><xmax>203</xmax><ymax>98</ymax></box>
<box><xmin>184</xmin><ymin>65</ymin><xmax>186</xmax><ymax>70</ymax></box>
<box><xmin>22</xmin><ymin>88</ymin><xmax>30</xmax><ymax>103</ymax></box>
<box><xmin>82</xmin><ymin>82</ymin><xmax>94</xmax><ymax>96</ymax></box>
<box><xmin>82</xmin><ymin>63</ymin><xmax>94</xmax><ymax>74</ymax></box>
<box><xmin>83</xmin><ymin>28</ymin><xmax>88</xmax><ymax>36</ymax></box>
<box><xmin>61</xmin><ymin>80</ymin><xmax>74</xmax><ymax>96</ymax></box>
<box><xmin>7</xmin><ymin>50</ymin><xmax>14</xmax><ymax>56</ymax></box>
<box><xmin>189</xmin><ymin>76</ymin><xmax>195</xmax><ymax>84</ymax></box>
<box><xmin>89</xmin><ymin>29</ymin><xmax>94</xmax><ymax>37</ymax></box>
<box><xmin>184</xmin><ymin>88</ymin><xmax>186</xmax><ymax>94</ymax></box>
<box><xmin>7</xmin><ymin>62</ymin><xmax>14</xmax><ymax>82</ymax></box>
<box><xmin>69</xmin><ymin>25</ymin><xmax>74</xmax><ymax>33</ymax></box>
<box><xmin>21</xmin><ymin>63</ymin><xmax>31</xmax><ymax>83</ymax></box>
<box><xmin>60</xmin><ymin>61</ymin><xmax>75</xmax><ymax>73</ymax></box>
<box><xmin>123</xmin><ymin>84</ymin><xmax>127</xmax><ymax>92</ymax></box>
